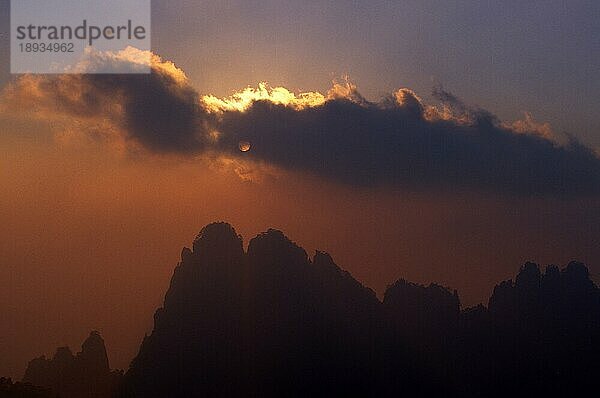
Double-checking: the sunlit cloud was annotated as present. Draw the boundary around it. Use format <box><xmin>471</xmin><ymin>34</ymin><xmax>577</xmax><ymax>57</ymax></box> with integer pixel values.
<box><xmin>507</xmin><ymin>112</ymin><xmax>556</xmax><ymax>140</ymax></box>
<box><xmin>201</xmin><ymin>77</ymin><xmax>366</xmax><ymax>113</ymax></box>
<box><xmin>202</xmin><ymin>82</ymin><xmax>326</xmax><ymax>113</ymax></box>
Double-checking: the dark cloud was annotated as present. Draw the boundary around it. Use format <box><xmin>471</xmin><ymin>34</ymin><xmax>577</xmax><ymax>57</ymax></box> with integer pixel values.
<box><xmin>2</xmin><ymin>53</ymin><xmax>213</xmax><ymax>154</ymax></box>
<box><xmin>218</xmin><ymin>94</ymin><xmax>600</xmax><ymax>196</ymax></box>
<box><xmin>432</xmin><ymin>85</ymin><xmax>466</xmax><ymax>111</ymax></box>
<box><xmin>4</xmin><ymin>53</ymin><xmax>600</xmax><ymax>196</ymax></box>
<box><xmin>110</xmin><ymin>72</ymin><xmax>211</xmax><ymax>153</ymax></box>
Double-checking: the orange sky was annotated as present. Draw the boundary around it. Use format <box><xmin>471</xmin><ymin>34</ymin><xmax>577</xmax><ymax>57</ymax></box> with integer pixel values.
<box><xmin>1</xmin><ymin>123</ymin><xmax>599</xmax><ymax>378</ymax></box>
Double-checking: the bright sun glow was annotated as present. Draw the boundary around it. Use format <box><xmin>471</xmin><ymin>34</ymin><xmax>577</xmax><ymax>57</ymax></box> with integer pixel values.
<box><xmin>201</xmin><ymin>82</ymin><xmax>327</xmax><ymax>113</ymax></box>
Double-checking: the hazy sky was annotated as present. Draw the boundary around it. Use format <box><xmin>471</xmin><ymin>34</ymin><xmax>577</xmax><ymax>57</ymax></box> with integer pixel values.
<box><xmin>147</xmin><ymin>0</ymin><xmax>599</xmax><ymax>146</ymax></box>
<box><xmin>1</xmin><ymin>0</ymin><xmax>599</xmax><ymax>379</ymax></box>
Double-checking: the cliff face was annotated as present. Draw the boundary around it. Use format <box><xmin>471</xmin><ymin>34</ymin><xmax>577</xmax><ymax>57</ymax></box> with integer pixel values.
<box><xmin>22</xmin><ymin>331</ymin><xmax>121</xmax><ymax>398</ymax></box>
<box><xmin>117</xmin><ymin>222</ymin><xmax>600</xmax><ymax>398</ymax></box>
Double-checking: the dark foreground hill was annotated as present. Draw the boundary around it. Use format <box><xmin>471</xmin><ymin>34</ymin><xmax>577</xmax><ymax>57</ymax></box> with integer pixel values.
<box><xmin>116</xmin><ymin>222</ymin><xmax>600</xmax><ymax>397</ymax></box>
<box><xmin>20</xmin><ymin>332</ymin><xmax>122</xmax><ymax>398</ymax></box>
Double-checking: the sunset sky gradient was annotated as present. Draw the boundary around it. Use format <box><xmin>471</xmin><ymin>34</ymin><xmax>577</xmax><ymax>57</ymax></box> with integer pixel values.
<box><xmin>1</xmin><ymin>0</ymin><xmax>599</xmax><ymax>378</ymax></box>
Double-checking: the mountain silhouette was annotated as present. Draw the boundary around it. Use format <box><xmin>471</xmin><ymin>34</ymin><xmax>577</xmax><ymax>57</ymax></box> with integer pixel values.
<box><xmin>117</xmin><ymin>222</ymin><xmax>600</xmax><ymax>397</ymax></box>
<box><xmin>10</xmin><ymin>222</ymin><xmax>600</xmax><ymax>397</ymax></box>
<box><xmin>481</xmin><ymin>261</ymin><xmax>600</xmax><ymax>396</ymax></box>
<box><xmin>21</xmin><ymin>332</ymin><xmax>122</xmax><ymax>398</ymax></box>
<box><xmin>120</xmin><ymin>223</ymin><xmax>404</xmax><ymax>397</ymax></box>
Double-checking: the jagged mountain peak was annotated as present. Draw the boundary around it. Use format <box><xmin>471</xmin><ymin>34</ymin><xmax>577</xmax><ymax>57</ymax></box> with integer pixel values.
<box><xmin>13</xmin><ymin>222</ymin><xmax>600</xmax><ymax>398</ymax></box>
<box><xmin>192</xmin><ymin>222</ymin><xmax>243</xmax><ymax>258</ymax></box>
<box><xmin>22</xmin><ymin>331</ymin><xmax>121</xmax><ymax>398</ymax></box>
<box><xmin>52</xmin><ymin>347</ymin><xmax>74</xmax><ymax>363</ymax></box>
<box><xmin>79</xmin><ymin>331</ymin><xmax>109</xmax><ymax>372</ymax></box>
<box><xmin>119</xmin><ymin>223</ymin><xmax>600</xmax><ymax>398</ymax></box>
<box><xmin>247</xmin><ymin>227</ymin><xmax>308</xmax><ymax>267</ymax></box>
